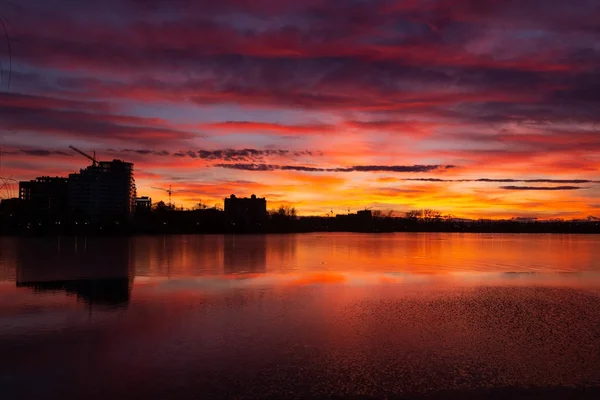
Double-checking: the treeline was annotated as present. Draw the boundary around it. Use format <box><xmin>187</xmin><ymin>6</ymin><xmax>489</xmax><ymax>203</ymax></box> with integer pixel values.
<box><xmin>297</xmin><ymin>216</ymin><xmax>600</xmax><ymax>234</ymax></box>
<box><xmin>1</xmin><ymin>204</ymin><xmax>599</xmax><ymax>235</ymax></box>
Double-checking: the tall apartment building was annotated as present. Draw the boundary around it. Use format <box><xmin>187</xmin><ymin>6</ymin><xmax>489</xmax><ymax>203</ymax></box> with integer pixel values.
<box><xmin>68</xmin><ymin>160</ymin><xmax>136</xmax><ymax>222</ymax></box>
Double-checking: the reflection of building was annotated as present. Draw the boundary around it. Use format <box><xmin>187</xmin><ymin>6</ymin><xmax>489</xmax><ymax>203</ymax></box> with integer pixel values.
<box><xmin>266</xmin><ymin>235</ymin><xmax>298</xmax><ymax>268</ymax></box>
<box><xmin>16</xmin><ymin>237</ymin><xmax>133</xmax><ymax>306</ymax></box>
<box><xmin>224</xmin><ymin>194</ymin><xmax>267</xmax><ymax>227</ymax></box>
<box><xmin>69</xmin><ymin>160</ymin><xmax>136</xmax><ymax>221</ymax></box>
<box><xmin>17</xmin><ymin>279</ymin><xmax>132</xmax><ymax>306</ymax></box>
<box><xmin>223</xmin><ymin>235</ymin><xmax>267</xmax><ymax>274</ymax></box>
<box><xmin>19</xmin><ymin>176</ymin><xmax>69</xmax><ymax>218</ymax></box>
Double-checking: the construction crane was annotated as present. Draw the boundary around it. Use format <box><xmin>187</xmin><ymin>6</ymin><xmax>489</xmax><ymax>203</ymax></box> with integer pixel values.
<box><xmin>69</xmin><ymin>145</ymin><xmax>97</xmax><ymax>166</ymax></box>
<box><xmin>0</xmin><ymin>176</ymin><xmax>18</xmax><ymax>199</ymax></box>
<box><xmin>151</xmin><ymin>185</ymin><xmax>173</xmax><ymax>208</ymax></box>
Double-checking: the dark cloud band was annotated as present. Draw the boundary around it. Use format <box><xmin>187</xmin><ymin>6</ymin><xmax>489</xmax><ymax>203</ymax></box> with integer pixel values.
<box><xmin>118</xmin><ymin>148</ymin><xmax>320</xmax><ymax>161</ymax></box>
<box><xmin>214</xmin><ymin>163</ymin><xmax>452</xmax><ymax>173</ymax></box>
<box><xmin>500</xmin><ymin>186</ymin><xmax>585</xmax><ymax>191</ymax></box>
<box><xmin>401</xmin><ymin>178</ymin><xmax>597</xmax><ymax>184</ymax></box>
<box><xmin>19</xmin><ymin>150</ymin><xmax>72</xmax><ymax>157</ymax></box>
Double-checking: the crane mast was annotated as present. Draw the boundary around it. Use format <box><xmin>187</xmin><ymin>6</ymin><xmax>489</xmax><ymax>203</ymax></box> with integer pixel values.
<box><xmin>151</xmin><ymin>185</ymin><xmax>173</xmax><ymax>208</ymax></box>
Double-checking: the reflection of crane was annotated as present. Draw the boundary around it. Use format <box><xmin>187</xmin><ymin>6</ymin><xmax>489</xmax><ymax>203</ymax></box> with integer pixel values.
<box><xmin>69</xmin><ymin>145</ymin><xmax>97</xmax><ymax>166</ymax></box>
<box><xmin>151</xmin><ymin>185</ymin><xmax>173</xmax><ymax>208</ymax></box>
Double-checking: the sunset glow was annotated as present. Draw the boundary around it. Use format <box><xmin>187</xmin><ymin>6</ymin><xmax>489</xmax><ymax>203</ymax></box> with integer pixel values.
<box><xmin>1</xmin><ymin>0</ymin><xmax>599</xmax><ymax>218</ymax></box>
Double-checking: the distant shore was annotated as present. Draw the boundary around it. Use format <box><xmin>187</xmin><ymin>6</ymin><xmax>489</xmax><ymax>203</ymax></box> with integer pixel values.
<box><xmin>1</xmin><ymin>217</ymin><xmax>599</xmax><ymax>236</ymax></box>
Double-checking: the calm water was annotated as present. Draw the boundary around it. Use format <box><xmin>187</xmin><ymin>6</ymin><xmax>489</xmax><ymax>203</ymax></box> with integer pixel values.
<box><xmin>1</xmin><ymin>233</ymin><xmax>600</xmax><ymax>399</ymax></box>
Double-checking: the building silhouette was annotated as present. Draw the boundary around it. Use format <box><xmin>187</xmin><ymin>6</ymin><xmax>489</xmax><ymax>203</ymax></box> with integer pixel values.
<box><xmin>357</xmin><ymin>209</ymin><xmax>373</xmax><ymax>219</ymax></box>
<box><xmin>224</xmin><ymin>194</ymin><xmax>267</xmax><ymax>228</ymax></box>
<box><xmin>135</xmin><ymin>196</ymin><xmax>152</xmax><ymax>214</ymax></box>
<box><xmin>336</xmin><ymin>209</ymin><xmax>373</xmax><ymax>221</ymax></box>
<box><xmin>15</xmin><ymin>159</ymin><xmax>137</xmax><ymax>223</ymax></box>
<box><xmin>18</xmin><ymin>176</ymin><xmax>69</xmax><ymax>219</ymax></box>
<box><xmin>68</xmin><ymin>160</ymin><xmax>136</xmax><ymax>222</ymax></box>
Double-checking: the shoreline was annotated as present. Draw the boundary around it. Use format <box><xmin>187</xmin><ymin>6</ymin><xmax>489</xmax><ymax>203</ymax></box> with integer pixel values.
<box><xmin>2</xmin><ymin>229</ymin><xmax>600</xmax><ymax>237</ymax></box>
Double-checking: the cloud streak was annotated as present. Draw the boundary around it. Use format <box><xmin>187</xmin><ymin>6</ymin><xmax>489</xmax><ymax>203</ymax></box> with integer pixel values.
<box><xmin>114</xmin><ymin>148</ymin><xmax>321</xmax><ymax>161</ymax></box>
<box><xmin>19</xmin><ymin>150</ymin><xmax>72</xmax><ymax>157</ymax></box>
<box><xmin>201</xmin><ymin>121</ymin><xmax>335</xmax><ymax>134</ymax></box>
<box><xmin>500</xmin><ymin>186</ymin><xmax>585</xmax><ymax>191</ymax></box>
<box><xmin>0</xmin><ymin>104</ymin><xmax>195</xmax><ymax>146</ymax></box>
<box><xmin>215</xmin><ymin>164</ymin><xmax>453</xmax><ymax>173</ymax></box>
<box><xmin>400</xmin><ymin>178</ymin><xmax>598</xmax><ymax>184</ymax></box>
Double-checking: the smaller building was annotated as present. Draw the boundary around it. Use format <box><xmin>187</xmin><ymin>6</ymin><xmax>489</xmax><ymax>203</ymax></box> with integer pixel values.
<box><xmin>135</xmin><ymin>197</ymin><xmax>152</xmax><ymax>214</ymax></box>
<box><xmin>336</xmin><ymin>209</ymin><xmax>373</xmax><ymax>220</ymax></box>
<box><xmin>224</xmin><ymin>194</ymin><xmax>267</xmax><ymax>227</ymax></box>
<box><xmin>357</xmin><ymin>209</ymin><xmax>373</xmax><ymax>219</ymax></box>
<box><xmin>19</xmin><ymin>176</ymin><xmax>69</xmax><ymax>218</ymax></box>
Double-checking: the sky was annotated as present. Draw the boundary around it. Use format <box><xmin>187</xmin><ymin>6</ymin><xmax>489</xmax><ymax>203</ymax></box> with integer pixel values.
<box><xmin>0</xmin><ymin>0</ymin><xmax>599</xmax><ymax>219</ymax></box>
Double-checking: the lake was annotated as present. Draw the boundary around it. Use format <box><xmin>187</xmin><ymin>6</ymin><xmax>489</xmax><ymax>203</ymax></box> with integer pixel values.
<box><xmin>1</xmin><ymin>233</ymin><xmax>600</xmax><ymax>399</ymax></box>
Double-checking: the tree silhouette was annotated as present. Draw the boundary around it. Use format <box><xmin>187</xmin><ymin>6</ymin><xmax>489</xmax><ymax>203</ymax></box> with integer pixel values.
<box><xmin>405</xmin><ymin>210</ymin><xmax>421</xmax><ymax>220</ymax></box>
<box><xmin>422</xmin><ymin>209</ymin><xmax>442</xmax><ymax>223</ymax></box>
<box><xmin>153</xmin><ymin>201</ymin><xmax>169</xmax><ymax>213</ymax></box>
<box><xmin>194</xmin><ymin>201</ymin><xmax>208</xmax><ymax>210</ymax></box>
<box><xmin>405</xmin><ymin>209</ymin><xmax>442</xmax><ymax>222</ymax></box>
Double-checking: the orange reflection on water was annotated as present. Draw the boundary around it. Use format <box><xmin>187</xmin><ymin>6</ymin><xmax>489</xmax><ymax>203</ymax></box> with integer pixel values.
<box><xmin>290</xmin><ymin>272</ymin><xmax>348</xmax><ymax>286</ymax></box>
<box><xmin>2</xmin><ymin>234</ymin><xmax>600</xmax><ymax>285</ymax></box>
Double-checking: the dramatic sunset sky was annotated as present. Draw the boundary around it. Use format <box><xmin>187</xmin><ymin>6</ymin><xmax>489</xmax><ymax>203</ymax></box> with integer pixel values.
<box><xmin>0</xmin><ymin>0</ymin><xmax>599</xmax><ymax>218</ymax></box>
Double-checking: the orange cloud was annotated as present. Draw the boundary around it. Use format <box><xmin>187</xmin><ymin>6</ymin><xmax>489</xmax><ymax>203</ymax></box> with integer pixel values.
<box><xmin>201</xmin><ymin>121</ymin><xmax>335</xmax><ymax>134</ymax></box>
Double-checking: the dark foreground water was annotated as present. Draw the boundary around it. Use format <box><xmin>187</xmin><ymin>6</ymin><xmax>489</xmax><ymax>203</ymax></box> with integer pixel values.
<box><xmin>1</xmin><ymin>233</ymin><xmax>600</xmax><ymax>399</ymax></box>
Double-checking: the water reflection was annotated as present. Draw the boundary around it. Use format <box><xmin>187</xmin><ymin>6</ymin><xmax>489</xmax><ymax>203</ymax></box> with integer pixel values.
<box><xmin>1</xmin><ymin>234</ymin><xmax>600</xmax><ymax>398</ymax></box>
<box><xmin>132</xmin><ymin>235</ymin><xmax>225</xmax><ymax>276</ymax></box>
<box><xmin>130</xmin><ymin>235</ymin><xmax>284</xmax><ymax>276</ymax></box>
<box><xmin>223</xmin><ymin>235</ymin><xmax>267</xmax><ymax>274</ymax></box>
<box><xmin>14</xmin><ymin>237</ymin><xmax>133</xmax><ymax>306</ymax></box>
<box><xmin>16</xmin><ymin>278</ymin><xmax>132</xmax><ymax>306</ymax></box>
<box><xmin>1</xmin><ymin>232</ymin><xmax>600</xmax><ymax>307</ymax></box>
